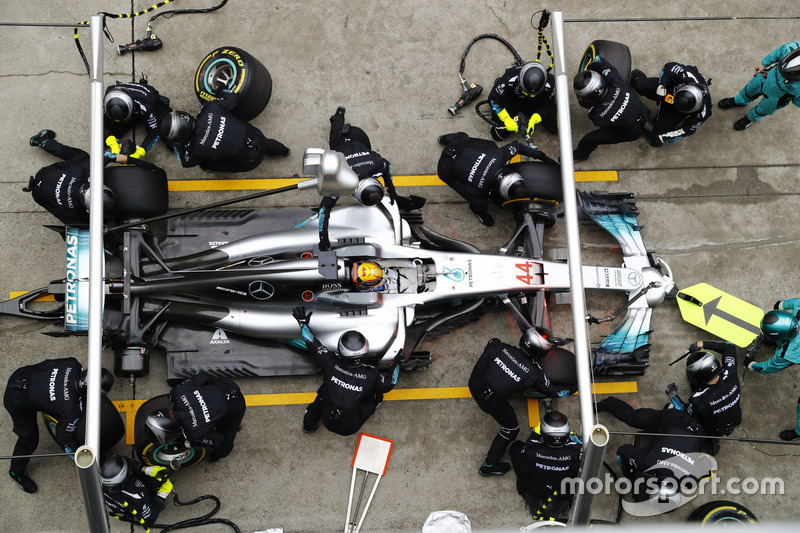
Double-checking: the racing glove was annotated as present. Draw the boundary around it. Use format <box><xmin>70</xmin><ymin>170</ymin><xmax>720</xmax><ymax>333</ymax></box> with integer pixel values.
<box><xmin>688</xmin><ymin>341</ymin><xmax>701</xmax><ymax>352</ymax></box>
<box><xmin>144</xmin><ymin>465</ymin><xmax>169</xmax><ymax>483</ymax></box>
<box><xmin>656</xmin><ymin>85</ymin><xmax>667</xmax><ymax>97</ymax></box>
<box><xmin>774</xmin><ymin>301</ymin><xmax>783</xmax><ymax>310</ymax></box>
<box><xmin>105</xmin><ymin>136</ymin><xmax>121</xmax><ymax>154</ymax></box>
<box><xmin>130</xmin><ymin>146</ymin><xmax>146</xmax><ymax>159</ymax></box>
<box><xmin>526</xmin><ymin>113</ymin><xmax>542</xmax><ymax>135</ymax></box>
<box><xmin>292</xmin><ymin>306</ymin><xmax>312</xmax><ymax>326</ymax></box>
<box><xmin>746</xmin><ymin>361</ymin><xmax>762</xmax><ymax>373</ymax></box>
<box><xmin>156</xmin><ymin>478</ymin><xmax>174</xmax><ymax>499</ymax></box>
<box><xmin>496</xmin><ymin>109</ymin><xmax>518</xmax><ymax>133</ymax></box>
<box><xmin>104</xmin><ymin>151</ymin><xmax>117</xmax><ymax>162</ymax></box>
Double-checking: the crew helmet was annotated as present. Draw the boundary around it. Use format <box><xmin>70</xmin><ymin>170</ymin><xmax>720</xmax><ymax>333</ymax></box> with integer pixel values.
<box><xmin>77</xmin><ymin>368</ymin><xmax>115</xmax><ymax>394</ymax></box>
<box><xmin>673</xmin><ymin>83</ymin><xmax>705</xmax><ymax>114</ymax></box>
<box><xmin>495</xmin><ymin>170</ymin><xmax>525</xmax><ymax>201</ymax></box>
<box><xmin>517</xmin><ymin>62</ymin><xmax>548</xmax><ymax>97</ymax></box>
<box><xmin>104</xmin><ymin>90</ymin><xmax>134</xmax><ymax>123</ymax></box>
<box><xmin>519</xmin><ymin>326</ymin><xmax>553</xmax><ymax>360</ymax></box>
<box><xmin>161</xmin><ymin>110</ymin><xmax>196</xmax><ymax>145</ymax></box>
<box><xmin>79</xmin><ymin>183</ymin><xmax>116</xmax><ymax>213</ymax></box>
<box><xmin>352</xmin><ymin>261</ymin><xmax>385</xmax><ymax>289</ymax></box>
<box><xmin>761</xmin><ymin>309</ymin><xmax>799</xmax><ymax>343</ymax></box>
<box><xmin>540</xmin><ymin>410</ymin><xmax>570</xmax><ymax>447</ymax></box>
<box><xmin>100</xmin><ymin>455</ymin><xmax>128</xmax><ymax>488</ymax></box>
<box><xmin>685</xmin><ymin>350</ymin><xmax>722</xmax><ymax>386</ymax></box>
<box><xmin>573</xmin><ymin>70</ymin><xmax>607</xmax><ymax>104</ymax></box>
<box><xmin>779</xmin><ymin>47</ymin><xmax>800</xmax><ymax>81</ymax></box>
<box><xmin>338</xmin><ymin>331</ymin><xmax>369</xmax><ymax>362</ymax></box>
<box><xmin>145</xmin><ymin>409</ymin><xmax>182</xmax><ymax>444</ymax></box>
<box><xmin>353</xmin><ymin>177</ymin><xmax>384</xmax><ymax>206</ymax></box>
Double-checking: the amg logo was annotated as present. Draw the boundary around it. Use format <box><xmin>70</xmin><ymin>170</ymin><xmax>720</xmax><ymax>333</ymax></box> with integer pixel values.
<box><xmin>211</xmin><ymin>328</ymin><xmax>230</xmax><ymax>345</ymax></box>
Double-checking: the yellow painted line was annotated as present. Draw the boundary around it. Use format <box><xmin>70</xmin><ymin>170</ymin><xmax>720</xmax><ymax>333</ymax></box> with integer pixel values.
<box><xmin>112</xmin><ymin>399</ymin><xmax>149</xmax><ymax>445</ymax></box>
<box><xmin>245</xmin><ymin>392</ymin><xmax>317</xmax><ymax>406</ymax></box>
<box><xmin>110</xmin><ymin>382</ymin><xmax>635</xmax><ymax>444</ymax></box>
<box><xmin>167</xmin><ymin>171</ymin><xmax>617</xmax><ymax>192</ymax></box>
<box><xmin>385</xmin><ymin>386</ymin><xmax>471</xmax><ymax>400</ymax></box>
<box><xmin>591</xmin><ymin>381</ymin><xmax>638</xmax><ymax>394</ymax></box>
<box><xmin>528</xmin><ymin>398</ymin><xmax>541</xmax><ymax>428</ymax></box>
<box><xmin>9</xmin><ymin>290</ymin><xmax>55</xmax><ymax>301</ymax></box>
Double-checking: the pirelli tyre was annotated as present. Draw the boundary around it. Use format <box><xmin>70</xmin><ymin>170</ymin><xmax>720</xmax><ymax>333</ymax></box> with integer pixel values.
<box><xmin>578</xmin><ymin>40</ymin><xmax>632</xmax><ymax>83</ymax></box>
<box><xmin>42</xmin><ymin>394</ymin><xmax>125</xmax><ymax>455</ymax></box>
<box><xmin>194</xmin><ymin>46</ymin><xmax>273</xmax><ymax>121</ymax></box>
<box><xmin>105</xmin><ymin>163</ymin><xmax>169</xmax><ymax>219</ymax></box>
<box><xmin>687</xmin><ymin>500</ymin><xmax>758</xmax><ymax>525</ymax></box>
<box><xmin>133</xmin><ymin>394</ymin><xmax>208</xmax><ymax>469</ymax></box>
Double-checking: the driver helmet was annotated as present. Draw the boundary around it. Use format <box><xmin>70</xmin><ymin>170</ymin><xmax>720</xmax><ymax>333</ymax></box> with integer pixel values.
<box><xmin>353</xmin><ymin>261</ymin><xmax>385</xmax><ymax>289</ymax></box>
<box><xmin>79</xmin><ymin>183</ymin><xmax>116</xmax><ymax>213</ymax></box>
<box><xmin>672</xmin><ymin>83</ymin><xmax>705</xmax><ymax>114</ymax></box>
<box><xmin>519</xmin><ymin>326</ymin><xmax>553</xmax><ymax>360</ymax></box>
<box><xmin>540</xmin><ymin>410</ymin><xmax>570</xmax><ymax>447</ymax></box>
<box><xmin>103</xmin><ymin>90</ymin><xmax>134</xmax><ymax>123</ymax></box>
<box><xmin>338</xmin><ymin>330</ymin><xmax>369</xmax><ymax>363</ymax></box>
<box><xmin>573</xmin><ymin>70</ymin><xmax>607</xmax><ymax>104</ymax></box>
<box><xmin>77</xmin><ymin>368</ymin><xmax>115</xmax><ymax>395</ymax></box>
<box><xmin>685</xmin><ymin>350</ymin><xmax>722</xmax><ymax>386</ymax></box>
<box><xmin>495</xmin><ymin>170</ymin><xmax>525</xmax><ymax>201</ymax></box>
<box><xmin>779</xmin><ymin>47</ymin><xmax>800</xmax><ymax>81</ymax></box>
<box><xmin>761</xmin><ymin>309</ymin><xmax>799</xmax><ymax>343</ymax></box>
<box><xmin>161</xmin><ymin>110</ymin><xmax>196</xmax><ymax>145</ymax></box>
<box><xmin>517</xmin><ymin>62</ymin><xmax>548</xmax><ymax>97</ymax></box>
<box><xmin>100</xmin><ymin>455</ymin><xmax>128</xmax><ymax>488</ymax></box>
<box><xmin>145</xmin><ymin>409</ymin><xmax>182</xmax><ymax>444</ymax></box>
<box><xmin>353</xmin><ymin>177</ymin><xmax>384</xmax><ymax>207</ymax></box>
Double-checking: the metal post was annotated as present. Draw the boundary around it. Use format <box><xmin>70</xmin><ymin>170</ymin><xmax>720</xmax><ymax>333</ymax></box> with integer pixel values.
<box><xmin>571</xmin><ymin>425</ymin><xmax>609</xmax><ymax>524</ymax></box>
<box><xmin>550</xmin><ymin>10</ymin><xmax>595</xmax><ymax>444</ymax></box>
<box><xmin>75</xmin><ymin>446</ymin><xmax>110</xmax><ymax>531</ymax></box>
<box><xmin>82</xmin><ymin>15</ymin><xmax>110</xmax><ymax>533</ymax></box>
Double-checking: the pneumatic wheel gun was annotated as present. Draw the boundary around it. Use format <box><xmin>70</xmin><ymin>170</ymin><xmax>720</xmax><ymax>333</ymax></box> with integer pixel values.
<box><xmin>448</xmin><ymin>79</ymin><xmax>483</xmax><ymax>116</ymax></box>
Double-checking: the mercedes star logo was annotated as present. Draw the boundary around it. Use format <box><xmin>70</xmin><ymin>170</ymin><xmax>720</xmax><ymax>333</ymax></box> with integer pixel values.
<box><xmin>248</xmin><ymin>280</ymin><xmax>275</xmax><ymax>300</ymax></box>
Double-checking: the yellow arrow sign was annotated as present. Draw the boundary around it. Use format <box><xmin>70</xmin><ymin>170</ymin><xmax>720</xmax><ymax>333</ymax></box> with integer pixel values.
<box><xmin>676</xmin><ymin>283</ymin><xmax>764</xmax><ymax>347</ymax></box>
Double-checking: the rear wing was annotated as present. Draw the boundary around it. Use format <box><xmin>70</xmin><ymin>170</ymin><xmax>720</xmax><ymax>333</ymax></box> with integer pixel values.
<box><xmin>64</xmin><ymin>227</ymin><xmax>91</xmax><ymax>331</ymax></box>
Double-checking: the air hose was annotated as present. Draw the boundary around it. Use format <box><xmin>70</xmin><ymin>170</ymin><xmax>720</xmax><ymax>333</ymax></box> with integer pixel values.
<box><xmin>73</xmin><ymin>0</ymin><xmax>229</xmax><ymax>76</ymax></box>
<box><xmin>153</xmin><ymin>492</ymin><xmax>241</xmax><ymax>532</ymax></box>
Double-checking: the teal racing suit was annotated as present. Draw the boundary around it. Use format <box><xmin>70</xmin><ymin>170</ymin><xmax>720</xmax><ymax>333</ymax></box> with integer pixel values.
<box><xmin>734</xmin><ymin>42</ymin><xmax>800</xmax><ymax>122</ymax></box>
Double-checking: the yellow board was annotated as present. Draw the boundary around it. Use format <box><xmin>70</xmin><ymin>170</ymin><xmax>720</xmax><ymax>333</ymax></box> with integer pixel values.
<box><xmin>676</xmin><ymin>282</ymin><xmax>764</xmax><ymax>347</ymax></box>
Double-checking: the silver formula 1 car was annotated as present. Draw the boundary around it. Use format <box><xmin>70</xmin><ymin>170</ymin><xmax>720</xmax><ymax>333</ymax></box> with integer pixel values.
<box><xmin>1</xmin><ymin>149</ymin><xmax>674</xmax><ymax>380</ymax></box>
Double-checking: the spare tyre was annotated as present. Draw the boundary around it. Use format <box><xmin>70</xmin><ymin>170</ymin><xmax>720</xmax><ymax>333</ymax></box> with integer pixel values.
<box><xmin>194</xmin><ymin>46</ymin><xmax>273</xmax><ymax>121</ymax></box>
<box><xmin>687</xmin><ymin>500</ymin><xmax>758</xmax><ymax>525</ymax></box>
<box><xmin>578</xmin><ymin>40</ymin><xmax>631</xmax><ymax>82</ymax></box>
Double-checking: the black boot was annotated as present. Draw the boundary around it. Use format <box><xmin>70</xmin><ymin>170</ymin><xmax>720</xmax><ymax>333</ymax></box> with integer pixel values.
<box><xmin>734</xmin><ymin>116</ymin><xmax>753</xmax><ymax>131</ymax></box>
<box><xmin>717</xmin><ymin>98</ymin><xmax>739</xmax><ymax>109</ymax></box>
<box><xmin>9</xmin><ymin>470</ymin><xmax>37</xmax><ymax>493</ymax></box>
<box><xmin>779</xmin><ymin>428</ymin><xmax>800</xmax><ymax>441</ymax></box>
<box><xmin>29</xmin><ymin>129</ymin><xmax>55</xmax><ymax>147</ymax></box>
<box><xmin>479</xmin><ymin>462</ymin><xmax>510</xmax><ymax>476</ymax></box>
<box><xmin>335</xmin><ymin>106</ymin><xmax>346</xmax><ymax>118</ymax></box>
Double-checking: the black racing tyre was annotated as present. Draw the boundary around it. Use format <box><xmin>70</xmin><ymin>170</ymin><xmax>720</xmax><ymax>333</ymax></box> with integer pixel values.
<box><xmin>42</xmin><ymin>395</ymin><xmax>125</xmax><ymax>455</ymax></box>
<box><xmin>503</xmin><ymin>161</ymin><xmax>563</xmax><ymax>203</ymax></box>
<box><xmin>104</xmin><ymin>164</ymin><xmax>169</xmax><ymax>219</ymax></box>
<box><xmin>194</xmin><ymin>46</ymin><xmax>273</xmax><ymax>121</ymax></box>
<box><xmin>133</xmin><ymin>394</ymin><xmax>208</xmax><ymax>468</ymax></box>
<box><xmin>539</xmin><ymin>347</ymin><xmax>577</xmax><ymax>389</ymax></box>
<box><xmin>578</xmin><ymin>40</ymin><xmax>631</xmax><ymax>82</ymax></box>
<box><xmin>687</xmin><ymin>500</ymin><xmax>758</xmax><ymax>524</ymax></box>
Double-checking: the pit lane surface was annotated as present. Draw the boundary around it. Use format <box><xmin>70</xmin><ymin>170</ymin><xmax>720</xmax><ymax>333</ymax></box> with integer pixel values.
<box><xmin>1</xmin><ymin>1</ymin><xmax>800</xmax><ymax>531</ymax></box>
